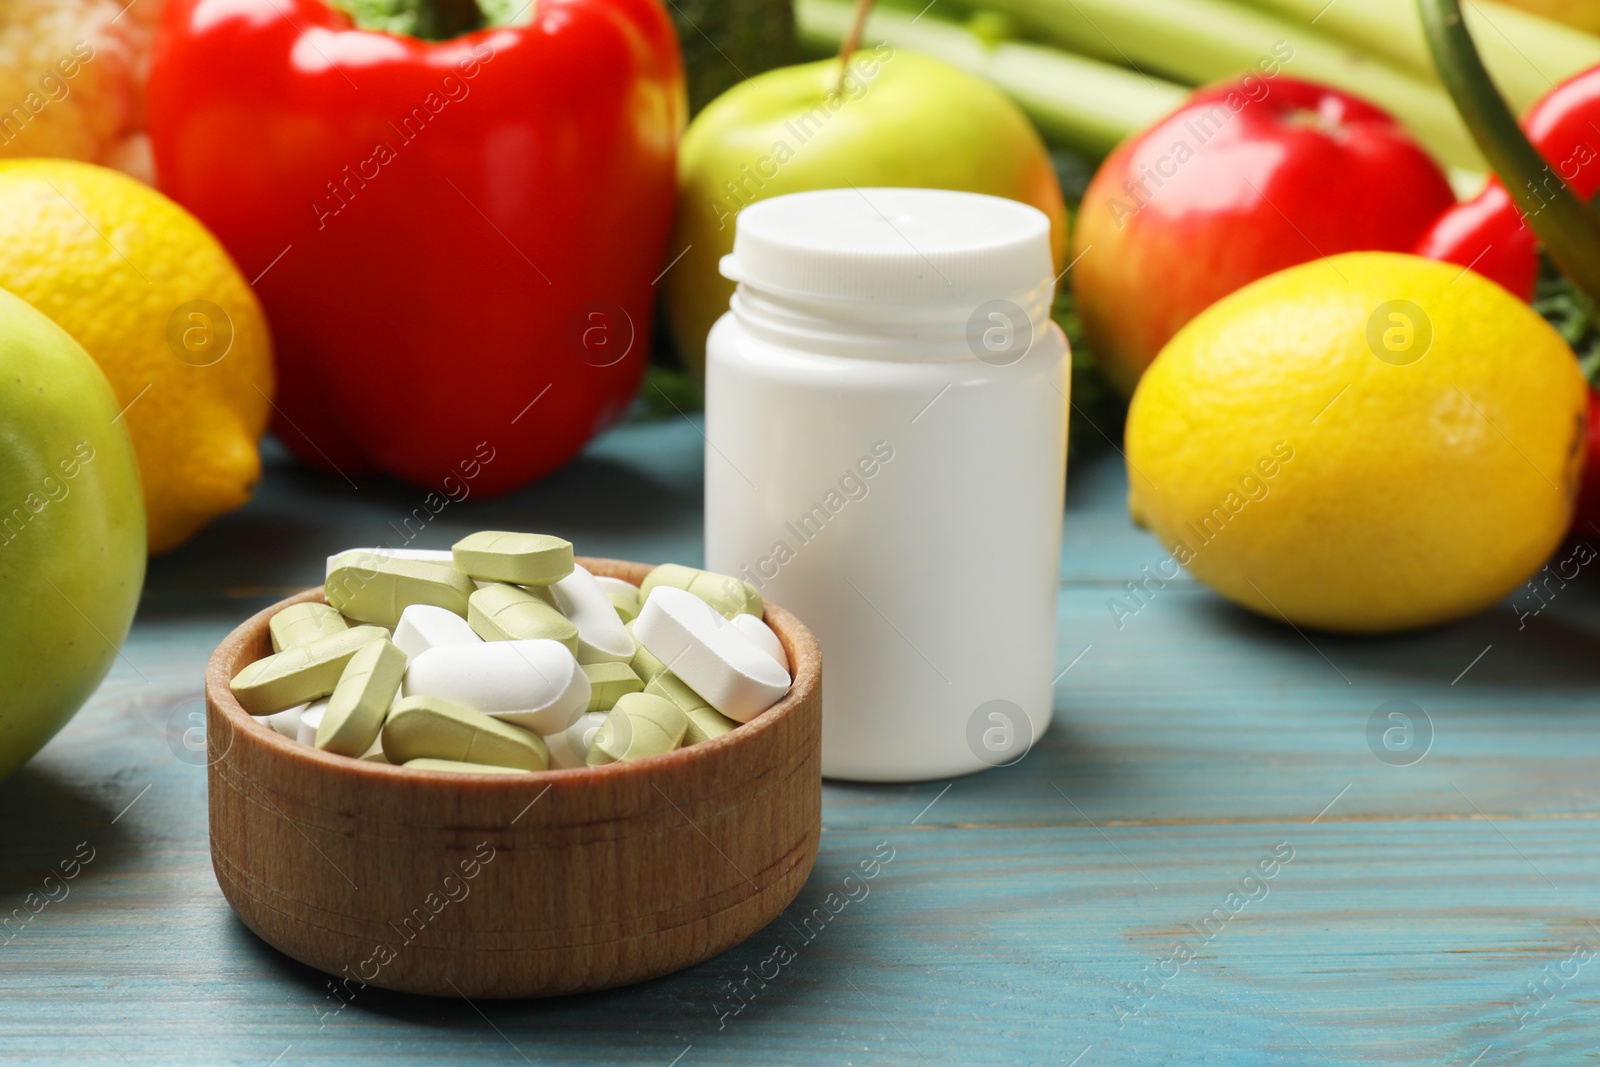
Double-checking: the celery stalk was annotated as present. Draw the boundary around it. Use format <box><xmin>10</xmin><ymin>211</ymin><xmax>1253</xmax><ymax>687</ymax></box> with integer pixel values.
<box><xmin>794</xmin><ymin>0</ymin><xmax>1186</xmax><ymax>156</ymax></box>
<box><xmin>969</xmin><ymin>0</ymin><xmax>1484</xmax><ymax>172</ymax></box>
<box><xmin>1246</xmin><ymin>0</ymin><xmax>1600</xmax><ymax>114</ymax></box>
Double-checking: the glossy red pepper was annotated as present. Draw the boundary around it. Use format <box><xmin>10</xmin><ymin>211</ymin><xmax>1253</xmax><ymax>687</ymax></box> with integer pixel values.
<box><xmin>1414</xmin><ymin>180</ymin><xmax>1539</xmax><ymax>299</ymax></box>
<box><xmin>147</xmin><ymin>0</ymin><xmax>684</xmax><ymax>491</ymax></box>
<box><xmin>1414</xmin><ymin>66</ymin><xmax>1600</xmax><ymax>301</ymax></box>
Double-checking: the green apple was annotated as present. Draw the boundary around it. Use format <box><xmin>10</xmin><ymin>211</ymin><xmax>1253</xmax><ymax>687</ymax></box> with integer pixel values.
<box><xmin>0</xmin><ymin>286</ymin><xmax>145</xmax><ymax>782</ymax></box>
<box><xmin>664</xmin><ymin>48</ymin><xmax>1067</xmax><ymax>374</ymax></box>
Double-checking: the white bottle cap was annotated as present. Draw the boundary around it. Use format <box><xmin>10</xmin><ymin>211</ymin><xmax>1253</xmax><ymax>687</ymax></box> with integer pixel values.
<box><xmin>719</xmin><ymin>187</ymin><xmax>1053</xmax><ymax>305</ymax></box>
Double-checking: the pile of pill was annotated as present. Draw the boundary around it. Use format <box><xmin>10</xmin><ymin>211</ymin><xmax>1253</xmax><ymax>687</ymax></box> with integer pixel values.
<box><xmin>228</xmin><ymin>533</ymin><xmax>794</xmax><ymax>774</ymax></box>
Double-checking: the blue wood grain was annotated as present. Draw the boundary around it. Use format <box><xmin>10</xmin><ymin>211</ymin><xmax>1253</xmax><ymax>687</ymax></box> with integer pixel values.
<box><xmin>2</xmin><ymin>417</ymin><xmax>1598</xmax><ymax>1066</ymax></box>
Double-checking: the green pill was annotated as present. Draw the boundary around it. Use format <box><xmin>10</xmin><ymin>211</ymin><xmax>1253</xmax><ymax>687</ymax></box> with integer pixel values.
<box><xmin>403</xmin><ymin>758</ymin><xmax>532</xmax><ymax>775</ymax></box>
<box><xmin>468</xmin><ymin>583</ymin><xmax>578</xmax><ymax>649</ymax></box>
<box><xmin>229</xmin><ymin>625</ymin><xmax>390</xmax><ymax>716</ymax></box>
<box><xmin>644</xmin><ymin>672</ymin><xmax>740</xmax><ymax>744</ymax></box>
<box><xmin>452</xmin><ymin>531</ymin><xmax>574</xmax><ymax>586</ymax></box>
<box><xmin>383</xmin><ymin>695</ymin><xmax>550</xmax><ymax>771</ymax></box>
<box><xmin>595</xmin><ymin>577</ymin><xmax>641</xmax><ymax>623</ymax></box>
<box><xmin>608</xmin><ymin>590</ymin><xmax>639</xmax><ymax>623</ymax></box>
<box><xmin>685</xmin><ymin>707</ymin><xmax>739</xmax><ymax>745</ymax></box>
<box><xmin>644</xmin><ymin>670</ymin><xmax>710</xmax><ymax>715</ymax></box>
<box><xmin>325</xmin><ymin>551</ymin><xmax>475</xmax><ymax>629</ymax></box>
<box><xmin>639</xmin><ymin>563</ymin><xmax>697</xmax><ymax>600</ymax></box>
<box><xmin>586</xmin><ymin>692</ymin><xmax>688</xmax><ymax>766</ymax></box>
<box><xmin>269</xmin><ymin>602</ymin><xmax>348</xmax><ymax>652</ymax></box>
<box><xmin>316</xmin><ymin>638</ymin><xmax>408</xmax><ymax>757</ymax></box>
<box><xmin>696</xmin><ymin>572</ymin><xmax>763</xmax><ymax>620</ymax></box>
<box><xmin>583</xmin><ymin>661</ymin><xmax>643</xmax><ymax>712</ymax></box>
<box><xmin>640</xmin><ymin>563</ymin><xmax>763</xmax><ymax>620</ymax></box>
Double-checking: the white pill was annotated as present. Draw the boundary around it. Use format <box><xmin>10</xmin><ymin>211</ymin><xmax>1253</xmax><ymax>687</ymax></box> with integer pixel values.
<box><xmin>392</xmin><ymin>603</ymin><xmax>481</xmax><ymax>660</ymax></box>
<box><xmin>542</xmin><ymin>710</ymin><xmax>608</xmax><ymax>769</ymax></box>
<box><xmin>633</xmin><ymin>587</ymin><xmax>790</xmax><ymax>723</ymax></box>
<box><xmin>548</xmin><ymin>564</ymin><xmax>636</xmax><ymax>664</ymax></box>
<box><xmin>730</xmin><ymin>613</ymin><xmax>788</xmax><ymax>673</ymax></box>
<box><xmin>404</xmin><ymin>639</ymin><xmax>590</xmax><ymax>734</ymax></box>
<box><xmin>264</xmin><ymin>703</ymin><xmax>306</xmax><ymax>739</ymax></box>
<box><xmin>325</xmin><ymin>546</ymin><xmax>455</xmax><ymax>580</ymax></box>
<box><xmin>593</xmin><ymin>575</ymin><xmax>640</xmax><ymax>599</ymax></box>
<box><xmin>295</xmin><ymin>700</ymin><xmax>330</xmax><ymax>746</ymax></box>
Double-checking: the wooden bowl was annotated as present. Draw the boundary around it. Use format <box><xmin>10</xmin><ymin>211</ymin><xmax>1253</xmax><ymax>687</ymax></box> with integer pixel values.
<box><xmin>203</xmin><ymin>558</ymin><xmax>821</xmax><ymax>998</ymax></box>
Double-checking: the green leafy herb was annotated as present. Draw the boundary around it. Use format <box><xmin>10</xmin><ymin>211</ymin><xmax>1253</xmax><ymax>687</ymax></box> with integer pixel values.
<box><xmin>1053</xmin><ymin>286</ymin><xmax>1125</xmax><ymax>465</ymax></box>
<box><xmin>629</xmin><ymin>366</ymin><xmax>706</xmax><ymax>423</ymax></box>
<box><xmin>325</xmin><ymin>0</ymin><xmax>529</xmax><ymax>39</ymax></box>
<box><xmin>1532</xmin><ymin>254</ymin><xmax>1600</xmax><ymax>387</ymax></box>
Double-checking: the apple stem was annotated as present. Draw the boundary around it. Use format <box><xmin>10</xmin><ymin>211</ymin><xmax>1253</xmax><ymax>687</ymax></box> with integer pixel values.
<box><xmin>836</xmin><ymin>0</ymin><xmax>875</xmax><ymax>92</ymax></box>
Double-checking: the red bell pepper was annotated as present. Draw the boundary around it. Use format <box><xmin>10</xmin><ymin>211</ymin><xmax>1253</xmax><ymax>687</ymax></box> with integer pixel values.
<box><xmin>1414</xmin><ymin>179</ymin><xmax>1539</xmax><ymax>300</ymax></box>
<box><xmin>147</xmin><ymin>0</ymin><xmax>684</xmax><ymax>491</ymax></box>
<box><xmin>1411</xmin><ymin>67</ymin><xmax>1600</xmax><ymax>301</ymax></box>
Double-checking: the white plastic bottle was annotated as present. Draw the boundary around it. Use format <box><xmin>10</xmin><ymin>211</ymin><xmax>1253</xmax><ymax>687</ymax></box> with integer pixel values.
<box><xmin>703</xmin><ymin>188</ymin><xmax>1068</xmax><ymax>782</ymax></box>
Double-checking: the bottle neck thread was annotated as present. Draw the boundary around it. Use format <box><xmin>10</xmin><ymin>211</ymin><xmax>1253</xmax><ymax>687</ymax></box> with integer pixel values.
<box><xmin>728</xmin><ymin>281</ymin><xmax>1055</xmax><ymax>362</ymax></box>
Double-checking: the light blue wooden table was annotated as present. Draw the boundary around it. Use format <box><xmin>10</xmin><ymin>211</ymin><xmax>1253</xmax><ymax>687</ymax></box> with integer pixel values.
<box><xmin>2</xmin><ymin>416</ymin><xmax>1596</xmax><ymax>1065</ymax></box>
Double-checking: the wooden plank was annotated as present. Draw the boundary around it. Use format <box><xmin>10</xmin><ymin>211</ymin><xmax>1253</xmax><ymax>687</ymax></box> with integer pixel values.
<box><xmin>3</xmin><ymin>419</ymin><xmax>1598</xmax><ymax>1064</ymax></box>
<box><xmin>2</xmin><ymin>817</ymin><xmax>1596</xmax><ymax>1064</ymax></box>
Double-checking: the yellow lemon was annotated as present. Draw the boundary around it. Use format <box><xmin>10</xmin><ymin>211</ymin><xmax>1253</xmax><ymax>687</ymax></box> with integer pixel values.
<box><xmin>1126</xmin><ymin>252</ymin><xmax>1586</xmax><ymax>634</ymax></box>
<box><xmin>0</xmin><ymin>160</ymin><xmax>273</xmax><ymax>553</ymax></box>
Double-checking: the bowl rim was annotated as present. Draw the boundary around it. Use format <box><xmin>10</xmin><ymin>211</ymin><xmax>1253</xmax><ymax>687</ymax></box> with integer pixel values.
<box><xmin>204</xmin><ymin>556</ymin><xmax>820</xmax><ymax>790</ymax></box>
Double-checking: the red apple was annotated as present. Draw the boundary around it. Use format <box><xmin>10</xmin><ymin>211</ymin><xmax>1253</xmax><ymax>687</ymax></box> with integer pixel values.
<box><xmin>1072</xmin><ymin>74</ymin><xmax>1457</xmax><ymax>395</ymax></box>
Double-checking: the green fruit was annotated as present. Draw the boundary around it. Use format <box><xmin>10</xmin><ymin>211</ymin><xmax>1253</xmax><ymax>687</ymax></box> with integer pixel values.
<box><xmin>664</xmin><ymin>49</ymin><xmax>1067</xmax><ymax>374</ymax></box>
<box><xmin>0</xmin><ymin>286</ymin><xmax>145</xmax><ymax>782</ymax></box>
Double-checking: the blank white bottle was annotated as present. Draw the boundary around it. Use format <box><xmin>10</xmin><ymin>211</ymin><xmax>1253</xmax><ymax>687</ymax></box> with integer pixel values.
<box><xmin>703</xmin><ymin>188</ymin><xmax>1068</xmax><ymax>782</ymax></box>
